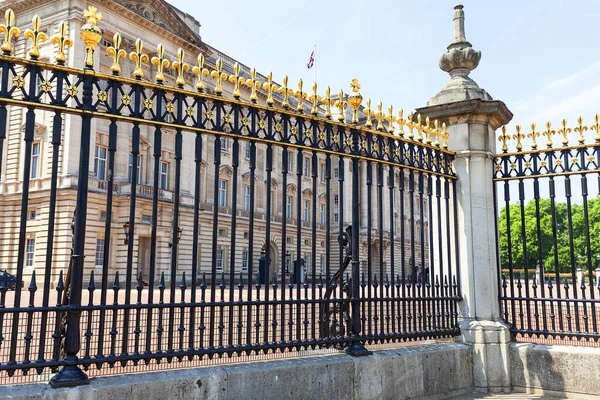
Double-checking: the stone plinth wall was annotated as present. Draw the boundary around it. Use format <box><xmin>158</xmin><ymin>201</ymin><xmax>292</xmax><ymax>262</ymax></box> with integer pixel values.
<box><xmin>3</xmin><ymin>344</ymin><xmax>472</xmax><ymax>400</ymax></box>
<box><xmin>511</xmin><ymin>343</ymin><xmax>600</xmax><ymax>399</ymax></box>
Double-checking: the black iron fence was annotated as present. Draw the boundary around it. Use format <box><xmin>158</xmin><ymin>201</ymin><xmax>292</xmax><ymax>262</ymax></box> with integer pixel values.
<box><xmin>0</xmin><ymin>9</ymin><xmax>461</xmax><ymax>387</ymax></box>
<box><xmin>495</xmin><ymin>121</ymin><xmax>600</xmax><ymax>344</ymax></box>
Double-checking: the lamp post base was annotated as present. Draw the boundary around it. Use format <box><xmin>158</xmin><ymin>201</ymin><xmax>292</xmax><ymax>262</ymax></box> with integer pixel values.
<box><xmin>49</xmin><ymin>365</ymin><xmax>89</xmax><ymax>388</ymax></box>
<box><xmin>345</xmin><ymin>341</ymin><xmax>372</xmax><ymax>357</ymax></box>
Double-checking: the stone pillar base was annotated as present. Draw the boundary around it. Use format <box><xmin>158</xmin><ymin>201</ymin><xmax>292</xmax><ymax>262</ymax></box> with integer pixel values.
<box><xmin>455</xmin><ymin>319</ymin><xmax>511</xmax><ymax>393</ymax></box>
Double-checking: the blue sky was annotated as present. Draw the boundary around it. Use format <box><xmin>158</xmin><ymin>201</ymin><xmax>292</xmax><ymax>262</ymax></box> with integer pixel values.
<box><xmin>169</xmin><ymin>0</ymin><xmax>600</xmax><ymax>134</ymax></box>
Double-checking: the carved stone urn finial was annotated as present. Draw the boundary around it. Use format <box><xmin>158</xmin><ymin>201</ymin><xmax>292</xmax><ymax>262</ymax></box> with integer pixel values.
<box><xmin>428</xmin><ymin>4</ymin><xmax>492</xmax><ymax>106</ymax></box>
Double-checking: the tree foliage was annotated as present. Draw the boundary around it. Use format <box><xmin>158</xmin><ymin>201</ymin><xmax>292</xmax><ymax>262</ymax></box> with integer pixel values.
<box><xmin>498</xmin><ymin>196</ymin><xmax>600</xmax><ymax>274</ymax></box>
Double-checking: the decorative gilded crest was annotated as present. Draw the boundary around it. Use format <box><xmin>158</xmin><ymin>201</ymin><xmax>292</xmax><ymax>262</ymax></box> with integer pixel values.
<box><xmin>430</xmin><ymin>119</ymin><xmax>439</xmax><ymax>145</ymax></box>
<box><xmin>172</xmin><ymin>48</ymin><xmax>189</xmax><ymax>87</ymax></box>
<box><xmin>245</xmin><ymin>68</ymin><xmax>261</xmax><ymax>103</ymax></box>
<box><xmin>210</xmin><ymin>58</ymin><xmax>226</xmax><ymax>95</ymax></box>
<box><xmin>191</xmin><ymin>54</ymin><xmax>209</xmax><ymax>92</ymax></box>
<box><xmin>334</xmin><ymin>90</ymin><xmax>347</xmax><ymax>122</ymax></box>
<box><xmin>309</xmin><ymin>82</ymin><xmax>319</xmax><ymax>115</ymax></box>
<box><xmin>24</xmin><ymin>15</ymin><xmax>48</xmax><ymax>59</ymax></box>
<box><xmin>319</xmin><ymin>86</ymin><xmax>332</xmax><ymax>118</ymax></box>
<box><xmin>424</xmin><ymin>117</ymin><xmax>431</xmax><ymax>143</ymax></box>
<box><xmin>0</xmin><ymin>9</ymin><xmax>20</xmax><ymax>55</ymax></box>
<box><xmin>106</xmin><ymin>32</ymin><xmax>126</xmax><ymax>75</ymax></box>
<box><xmin>347</xmin><ymin>79</ymin><xmax>363</xmax><ymax>124</ymax></box>
<box><xmin>278</xmin><ymin>75</ymin><xmax>291</xmax><ymax>109</ymax></box>
<box><xmin>433</xmin><ymin>120</ymin><xmax>441</xmax><ymax>147</ymax></box>
<box><xmin>364</xmin><ymin>99</ymin><xmax>373</xmax><ymax>128</ymax></box>
<box><xmin>406</xmin><ymin>113</ymin><xmax>414</xmax><ymax>139</ymax></box>
<box><xmin>129</xmin><ymin>39</ymin><xmax>149</xmax><ymax>79</ymax></box>
<box><xmin>51</xmin><ymin>21</ymin><xmax>73</xmax><ymax>64</ymax></box>
<box><xmin>558</xmin><ymin>118</ymin><xmax>571</xmax><ymax>145</ymax></box>
<box><xmin>80</xmin><ymin>6</ymin><xmax>102</xmax><ymax>68</ymax></box>
<box><xmin>294</xmin><ymin>79</ymin><xmax>306</xmax><ymax>112</ymax></box>
<box><xmin>527</xmin><ymin>123</ymin><xmax>540</xmax><ymax>150</ymax></box>
<box><xmin>441</xmin><ymin>123</ymin><xmax>449</xmax><ymax>149</ymax></box>
<box><xmin>375</xmin><ymin>102</ymin><xmax>384</xmax><ymax>131</ymax></box>
<box><xmin>416</xmin><ymin>114</ymin><xmax>423</xmax><ymax>142</ymax></box>
<box><xmin>574</xmin><ymin>116</ymin><xmax>587</xmax><ymax>144</ymax></box>
<box><xmin>228</xmin><ymin>62</ymin><xmax>244</xmax><ymax>99</ymax></box>
<box><xmin>512</xmin><ymin>125</ymin><xmax>525</xmax><ymax>150</ymax></box>
<box><xmin>151</xmin><ymin>43</ymin><xmax>170</xmax><ymax>83</ymax></box>
<box><xmin>498</xmin><ymin>126</ymin><xmax>510</xmax><ymax>152</ymax></box>
<box><xmin>396</xmin><ymin>109</ymin><xmax>404</xmax><ymax>136</ymax></box>
<box><xmin>386</xmin><ymin>105</ymin><xmax>395</xmax><ymax>134</ymax></box>
<box><xmin>262</xmin><ymin>72</ymin><xmax>276</xmax><ymax>106</ymax></box>
<box><xmin>592</xmin><ymin>114</ymin><xmax>600</xmax><ymax>142</ymax></box>
<box><xmin>543</xmin><ymin>121</ymin><xmax>555</xmax><ymax>148</ymax></box>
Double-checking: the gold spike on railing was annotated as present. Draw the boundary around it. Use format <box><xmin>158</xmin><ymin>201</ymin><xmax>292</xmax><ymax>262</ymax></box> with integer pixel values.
<box><xmin>0</xmin><ymin>9</ymin><xmax>20</xmax><ymax>55</ymax></box>
<box><xmin>543</xmin><ymin>121</ymin><xmax>555</xmax><ymax>148</ymax></box>
<box><xmin>406</xmin><ymin>113</ymin><xmax>414</xmax><ymax>139</ymax></box>
<box><xmin>416</xmin><ymin>114</ymin><xmax>423</xmax><ymax>142</ymax></box>
<box><xmin>245</xmin><ymin>68</ymin><xmax>260</xmax><ymax>103</ymax></box>
<box><xmin>512</xmin><ymin>124</ymin><xmax>524</xmax><ymax>150</ymax></box>
<box><xmin>574</xmin><ymin>116</ymin><xmax>587</xmax><ymax>144</ymax></box>
<box><xmin>151</xmin><ymin>44</ymin><xmax>169</xmax><ymax>83</ymax></box>
<box><xmin>558</xmin><ymin>118</ymin><xmax>571</xmax><ymax>145</ymax></box>
<box><xmin>228</xmin><ymin>62</ymin><xmax>244</xmax><ymax>99</ymax></box>
<box><xmin>335</xmin><ymin>90</ymin><xmax>346</xmax><ymax>122</ymax></box>
<box><xmin>211</xmin><ymin>58</ymin><xmax>225</xmax><ymax>95</ymax></box>
<box><xmin>430</xmin><ymin>119</ymin><xmax>439</xmax><ymax>145</ymax></box>
<box><xmin>80</xmin><ymin>6</ymin><xmax>102</xmax><ymax>68</ymax></box>
<box><xmin>592</xmin><ymin>114</ymin><xmax>600</xmax><ymax>142</ymax></box>
<box><xmin>433</xmin><ymin>120</ymin><xmax>441</xmax><ymax>147</ymax></box>
<box><xmin>172</xmin><ymin>48</ymin><xmax>189</xmax><ymax>87</ymax></box>
<box><xmin>320</xmin><ymin>86</ymin><xmax>332</xmax><ymax>118</ymax></box>
<box><xmin>191</xmin><ymin>54</ymin><xmax>208</xmax><ymax>92</ymax></box>
<box><xmin>309</xmin><ymin>82</ymin><xmax>319</xmax><ymax>115</ymax></box>
<box><xmin>262</xmin><ymin>72</ymin><xmax>276</xmax><ymax>106</ymax></box>
<box><xmin>129</xmin><ymin>39</ymin><xmax>149</xmax><ymax>79</ymax></box>
<box><xmin>441</xmin><ymin>122</ymin><xmax>449</xmax><ymax>149</ymax></box>
<box><xmin>51</xmin><ymin>21</ymin><xmax>72</xmax><ymax>65</ymax></box>
<box><xmin>375</xmin><ymin>102</ymin><xmax>384</xmax><ymax>131</ymax></box>
<box><xmin>424</xmin><ymin>116</ymin><xmax>431</xmax><ymax>143</ymax></box>
<box><xmin>24</xmin><ymin>15</ymin><xmax>47</xmax><ymax>60</ymax></box>
<box><xmin>498</xmin><ymin>126</ymin><xmax>510</xmax><ymax>152</ymax></box>
<box><xmin>278</xmin><ymin>75</ymin><xmax>291</xmax><ymax>109</ymax></box>
<box><xmin>396</xmin><ymin>109</ymin><xmax>404</xmax><ymax>137</ymax></box>
<box><xmin>386</xmin><ymin>105</ymin><xmax>394</xmax><ymax>134</ymax></box>
<box><xmin>106</xmin><ymin>33</ymin><xmax>126</xmax><ymax>74</ymax></box>
<box><xmin>527</xmin><ymin>123</ymin><xmax>539</xmax><ymax>149</ymax></box>
<box><xmin>294</xmin><ymin>79</ymin><xmax>305</xmax><ymax>112</ymax></box>
<box><xmin>364</xmin><ymin>99</ymin><xmax>373</xmax><ymax>128</ymax></box>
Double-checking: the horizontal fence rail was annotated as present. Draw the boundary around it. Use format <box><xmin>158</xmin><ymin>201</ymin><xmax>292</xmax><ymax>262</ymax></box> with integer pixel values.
<box><xmin>495</xmin><ymin>120</ymin><xmax>600</xmax><ymax>345</ymax></box>
<box><xmin>0</xmin><ymin>8</ymin><xmax>461</xmax><ymax>386</ymax></box>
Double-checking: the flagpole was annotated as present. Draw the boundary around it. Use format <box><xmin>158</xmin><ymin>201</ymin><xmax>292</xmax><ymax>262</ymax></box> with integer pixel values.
<box><xmin>313</xmin><ymin>43</ymin><xmax>316</xmax><ymax>86</ymax></box>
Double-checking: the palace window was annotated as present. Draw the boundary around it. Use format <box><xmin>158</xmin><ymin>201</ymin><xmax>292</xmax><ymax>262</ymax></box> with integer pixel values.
<box><xmin>25</xmin><ymin>239</ymin><xmax>35</xmax><ymax>267</ymax></box>
<box><xmin>95</xmin><ymin>238</ymin><xmax>105</xmax><ymax>267</ymax></box>
<box><xmin>128</xmin><ymin>154</ymin><xmax>141</xmax><ymax>184</ymax></box>
<box><xmin>218</xmin><ymin>179</ymin><xmax>227</xmax><ymax>207</ymax></box>
<box><xmin>94</xmin><ymin>145</ymin><xmax>107</xmax><ymax>181</ymax></box>
<box><xmin>303</xmin><ymin>200</ymin><xmax>310</xmax><ymax>222</ymax></box>
<box><xmin>159</xmin><ymin>161</ymin><xmax>169</xmax><ymax>190</ymax></box>
<box><xmin>320</xmin><ymin>204</ymin><xmax>325</xmax><ymax>224</ymax></box>
<box><xmin>286</xmin><ymin>196</ymin><xmax>293</xmax><ymax>218</ymax></box>
<box><xmin>319</xmin><ymin>163</ymin><xmax>325</xmax><ymax>182</ymax></box>
<box><xmin>287</xmin><ymin>152</ymin><xmax>293</xmax><ymax>173</ymax></box>
<box><xmin>243</xmin><ymin>186</ymin><xmax>250</xmax><ymax>210</ymax></box>
<box><xmin>242</xmin><ymin>249</ymin><xmax>248</xmax><ymax>272</ymax></box>
<box><xmin>303</xmin><ymin>157</ymin><xmax>310</xmax><ymax>177</ymax></box>
<box><xmin>220</xmin><ymin>137</ymin><xmax>229</xmax><ymax>152</ymax></box>
<box><xmin>245</xmin><ymin>141</ymin><xmax>251</xmax><ymax>159</ymax></box>
<box><xmin>216</xmin><ymin>249</ymin><xmax>224</xmax><ymax>272</ymax></box>
<box><xmin>30</xmin><ymin>142</ymin><xmax>40</xmax><ymax>179</ymax></box>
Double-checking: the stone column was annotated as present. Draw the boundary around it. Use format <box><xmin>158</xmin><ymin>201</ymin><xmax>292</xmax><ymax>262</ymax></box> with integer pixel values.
<box><xmin>416</xmin><ymin>4</ymin><xmax>513</xmax><ymax>393</ymax></box>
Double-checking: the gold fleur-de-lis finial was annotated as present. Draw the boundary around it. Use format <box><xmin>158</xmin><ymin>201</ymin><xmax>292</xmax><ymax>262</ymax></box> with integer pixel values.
<box><xmin>294</xmin><ymin>78</ymin><xmax>306</xmax><ymax>112</ymax></box>
<box><xmin>441</xmin><ymin>122</ymin><xmax>449</xmax><ymax>149</ymax></box>
<box><xmin>80</xmin><ymin>6</ymin><xmax>102</xmax><ymax>68</ymax></box>
<box><xmin>498</xmin><ymin>126</ymin><xmax>510</xmax><ymax>152</ymax></box>
<box><xmin>591</xmin><ymin>113</ymin><xmax>600</xmax><ymax>142</ymax></box>
<box><xmin>364</xmin><ymin>99</ymin><xmax>373</xmax><ymax>128</ymax></box>
<box><xmin>262</xmin><ymin>71</ymin><xmax>276</xmax><ymax>106</ymax></box>
<box><xmin>129</xmin><ymin>39</ymin><xmax>149</xmax><ymax>79</ymax></box>
<box><xmin>386</xmin><ymin>105</ymin><xmax>395</xmax><ymax>134</ymax></box>
<box><xmin>558</xmin><ymin>118</ymin><xmax>571</xmax><ymax>145</ymax></box>
<box><xmin>309</xmin><ymin>82</ymin><xmax>319</xmax><ymax>115</ymax></box>
<box><xmin>24</xmin><ymin>15</ymin><xmax>48</xmax><ymax>59</ymax></box>
<box><xmin>396</xmin><ymin>109</ymin><xmax>404</xmax><ymax>136</ymax></box>
<box><xmin>106</xmin><ymin>32</ymin><xmax>126</xmax><ymax>74</ymax></box>
<box><xmin>543</xmin><ymin>121</ymin><xmax>555</xmax><ymax>148</ymax></box>
<box><xmin>424</xmin><ymin>116</ymin><xmax>432</xmax><ymax>143</ymax></box>
<box><xmin>228</xmin><ymin>62</ymin><xmax>244</xmax><ymax>99</ymax></box>
<box><xmin>319</xmin><ymin>86</ymin><xmax>332</xmax><ymax>118</ymax></box>
<box><xmin>375</xmin><ymin>101</ymin><xmax>384</xmax><ymax>131</ymax></box>
<box><xmin>191</xmin><ymin>54</ymin><xmax>209</xmax><ymax>92</ymax></box>
<box><xmin>512</xmin><ymin>124</ymin><xmax>525</xmax><ymax>150</ymax></box>
<box><xmin>406</xmin><ymin>113</ymin><xmax>414</xmax><ymax>139</ymax></box>
<box><xmin>335</xmin><ymin>90</ymin><xmax>347</xmax><ymax>122</ymax></box>
<box><xmin>527</xmin><ymin>123</ymin><xmax>540</xmax><ymax>150</ymax></box>
<box><xmin>0</xmin><ymin>9</ymin><xmax>21</xmax><ymax>55</ymax></box>
<box><xmin>574</xmin><ymin>116</ymin><xmax>587</xmax><ymax>144</ymax></box>
<box><xmin>211</xmin><ymin>58</ymin><xmax>226</xmax><ymax>95</ymax></box>
<box><xmin>245</xmin><ymin>68</ymin><xmax>261</xmax><ymax>103</ymax></box>
<box><xmin>172</xmin><ymin>48</ymin><xmax>189</xmax><ymax>87</ymax></box>
<box><xmin>151</xmin><ymin>43</ymin><xmax>170</xmax><ymax>83</ymax></box>
<box><xmin>416</xmin><ymin>114</ymin><xmax>423</xmax><ymax>141</ymax></box>
<box><xmin>51</xmin><ymin>21</ymin><xmax>73</xmax><ymax>64</ymax></box>
<box><xmin>433</xmin><ymin>119</ymin><xmax>440</xmax><ymax>146</ymax></box>
<box><xmin>278</xmin><ymin>75</ymin><xmax>292</xmax><ymax>109</ymax></box>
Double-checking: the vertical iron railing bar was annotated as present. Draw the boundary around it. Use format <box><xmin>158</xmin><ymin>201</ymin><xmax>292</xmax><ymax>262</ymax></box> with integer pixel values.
<box><xmin>228</xmin><ymin>137</ymin><xmax>239</xmax><ymax>348</ymax></box>
<box><xmin>311</xmin><ymin>151</ymin><xmax>318</xmax><ymax>341</ymax></box>
<box><xmin>503</xmin><ymin>178</ymin><xmax>516</xmax><ymax>329</ymax></box>
<box><xmin>409</xmin><ymin>170</ymin><xmax>416</xmax><ymax>333</ymax></box>
<box><xmin>366</xmin><ymin>161</ymin><xmax>373</xmax><ymax>336</ymax></box>
<box><xmin>444</xmin><ymin>178</ymin><xmax>452</xmax><ymax>330</ymax></box>
<box><xmin>280</xmin><ymin>147</ymin><xmax>288</xmax><ymax>343</ymax></box>
<box><xmin>295</xmin><ymin>149</ymin><xmax>303</xmax><ymax>343</ymax></box>
<box><xmin>532</xmin><ymin>177</ymin><xmax>547</xmax><ymax>333</ymax></box>
<box><xmin>548</xmin><ymin>177</ymin><xmax>564</xmax><ymax>333</ymax></box>
<box><xmin>246</xmin><ymin>141</ymin><xmax>257</xmax><ymax>348</ymax></box>
<box><xmin>399</xmin><ymin>169</ymin><xmax>407</xmax><ymax>334</ymax></box>
<box><xmin>338</xmin><ymin>155</ymin><xmax>345</xmax><ymax>339</ymax></box>
<box><xmin>389</xmin><ymin>166</ymin><xmax>396</xmax><ymax>335</ymax></box>
<box><xmin>324</xmin><ymin>153</ymin><xmax>332</xmax><ymax>338</ymax></box>
<box><xmin>210</xmin><ymin>134</ymin><xmax>222</xmax><ymax>349</ymax></box>
<box><xmin>580</xmin><ymin>170</ymin><xmax>597</xmax><ymax>334</ymax></box>
<box><xmin>564</xmin><ymin>171</ymin><xmax>581</xmax><ymax>334</ymax></box>
<box><xmin>517</xmin><ymin>179</ymin><xmax>533</xmax><ymax>333</ymax></box>
<box><xmin>418</xmin><ymin>172</ymin><xmax>426</xmax><ymax>332</ymax></box>
<box><xmin>38</xmin><ymin>66</ymin><xmax>65</xmax><ymax>367</ymax></box>
<box><xmin>451</xmin><ymin>179</ymin><xmax>461</xmax><ymax>327</ymax></box>
<box><xmin>264</xmin><ymin>142</ymin><xmax>273</xmax><ymax>345</ymax></box>
<box><xmin>427</xmin><ymin>174</ymin><xmax>435</xmax><ymax>333</ymax></box>
<box><xmin>0</xmin><ymin>56</ymin><xmax>11</xmax><ymax>181</ymax></box>
<box><xmin>436</xmin><ymin>175</ymin><xmax>444</xmax><ymax>331</ymax></box>
<box><xmin>377</xmin><ymin>163</ymin><xmax>384</xmax><ymax>335</ymax></box>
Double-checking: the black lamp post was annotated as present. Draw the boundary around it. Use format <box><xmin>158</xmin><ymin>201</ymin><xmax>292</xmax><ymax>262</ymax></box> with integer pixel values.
<box><xmin>168</xmin><ymin>226</ymin><xmax>183</xmax><ymax>248</ymax></box>
<box><xmin>122</xmin><ymin>221</ymin><xmax>129</xmax><ymax>245</ymax></box>
<box><xmin>285</xmin><ymin>250</ymin><xmax>290</xmax><ymax>274</ymax></box>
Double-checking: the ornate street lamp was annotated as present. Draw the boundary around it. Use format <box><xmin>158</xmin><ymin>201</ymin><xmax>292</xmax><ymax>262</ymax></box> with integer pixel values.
<box><xmin>122</xmin><ymin>221</ymin><xmax>129</xmax><ymax>245</ymax></box>
<box><xmin>285</xmin><ymin>250</ymin><xmax>291</xmax><ymax>274</ymax></box>
<box><xmin>168</xmin><ymin>226</ymin><xmax>183</xmax><ymax>248</ymax></box>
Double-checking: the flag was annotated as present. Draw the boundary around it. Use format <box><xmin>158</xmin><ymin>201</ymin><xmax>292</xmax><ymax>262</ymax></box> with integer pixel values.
<box><xmin>307</xmin><ymin>50</ymin><xmax>314</xmax><ymax>69</ymax></box>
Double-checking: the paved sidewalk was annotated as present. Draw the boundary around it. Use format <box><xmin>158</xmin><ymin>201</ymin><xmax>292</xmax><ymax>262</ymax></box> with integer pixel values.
<box><xmin>451</xmin><ymin>393</ymin><xmax>553</xmax><ymax>399</ymax></box>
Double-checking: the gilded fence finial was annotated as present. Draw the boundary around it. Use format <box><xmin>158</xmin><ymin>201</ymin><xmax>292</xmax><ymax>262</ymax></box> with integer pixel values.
<box><xmin>527</xmin><ymin>123</ymin><xmax>539</xmax><ymax>150</ymax></box>
<box><xmin>386</xmin><ymin>105</ymin><xmax>395</xmax><ymax>134</ymax></box>
<box><xmin>498</xmin><ymin>126</ymin><xmax>510</xmax><ymax>152</ymax></box>
<box><xmin>335</xmin><ymin>90</ymin><xmax>347</xmax><ymax>122</ymax></box>
<box><xmin>406</xmin><ymin>113</ymin><xmax>414</xmax><ymax>139</ymax></box>
<box><xmin>151</xmin><ymin>43</ymin><xmax>169</xmax><ymax>82</ymax></box>
<box><xmin>229</xmin><ymin>62</ymin><xmax>244</xmax><ymax>99</ymax></box>
<box><xmin>129</xmin><ymin>39</ymin><xmax>149</xmax><ymax>79</ymax></box>
<box><xmin>416</xmin><ymin>114</ymin><xmax>423</xmax><ymax>141</ymax></box>
<box><xmin>347</xmin><ymin>79</ymin><xmax>362</xmax><ymax>124</ymax></box>
<box><xmin>375</xmin><ymin>101</ymin><xmax>384</xmax><ymax>131</ymax></box>
<box><xmin>364</xmin><ymin>99</ymin><xmax>373</xmax><ymax>128</ymax></box>
<box><xmin>172</xmin><ymin>48</ymin><xmax>189</xmax><ymax>87</ymax></box>
<box><xmin>320</xmin><ymin>86</ymin><xmax>332</xmax><ymax>118</ymax></box>
<box><xmin>192</xmin><ymin>54</ymin><xmax>209</xmax><ymax>92</ymax></box>
<box><xmin>51</xmin><ymin>21</ymin><xmax>72</xmax><ymax>65</ymax></box>
<box><xmin>441</xmin><ymin>122</ymin><xmax>449</xmax><ymax>149</ymax></box>
<box><xmin>592</xmin><ymin>114</ymin><xmax>600</xmax><ymax>142</ymax></box>
<box><xmin>211</xmin><ymin>58</ymin><xmax>226</xmax><ymax>95</ymax></box>
<box><xmin>543</xmin><ymin>121</ymin><xmax>555</xmax><ymax>148</ymax></box>
<box><xmin>106</xmin><ymin>33</ymin><xmax>126</xmax><ymax>75</ymax></box>
<box><xmin>245</xmin><ymin>68</ymin><xmax>260</xmax><ymax>103</ymax></box>
<box><xmin>512</xmin><ymin>124</ymin><xmax>524</xmax><ymax>150</ymax></box>
<box><xmin>309</xmin><ymin>82</ymin><xmax>319</xmax><ymax>115</ymax></box>
<box><xmin>80</xmin><ymin>6</ymin><xmax>102</xmax><ymax>68</ymax></box>
<box><xmin>262</xmin><ymin>72</ymin><xmax>276</xmax><ymax>106</ymax></box>
<box><xmin>396</xmin><ymin>109</ymin><xmax>404</xmax><ymax>136</ymax></box>
<box><xmin>24</xmin><ymin>15</ymin><xmax>47</xmax><ymax>59</ymax></box>
<box><xmin>278</xmin><ymin>75</ymin><xmax>291</xmax><ymax>109</ymax></box>
<box><xmin>294</xmin><ymin>79</ymin><xmax>305</xmax><ymax>112</ymax></box>
<box><xmin>430</xmin><ymin>119</ymin><xmax>440</xmax><ymax>145</ymax></box>
<box><xmin>433</xmin><ymin>120</ymin><xmax>441</xmax><ymax>147</ymax></box>
<box><xmin>424</xmin><ymin>116</ymin><xmax>432</xmax><ymax>143</ymax></box>
<box><xmin>0</xmin><ymin>9</ymin><xmax>20</xmax><ymax>55</ymax></box>
<box><xmin>558</xmin><ymin>118</ymin><xmax>571</xmax><ymax>145</ymax></box>
<box><xmin>574</xmin><ymin>116</ymin><xmax>587</xmax><ymax>144</ymax></box>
